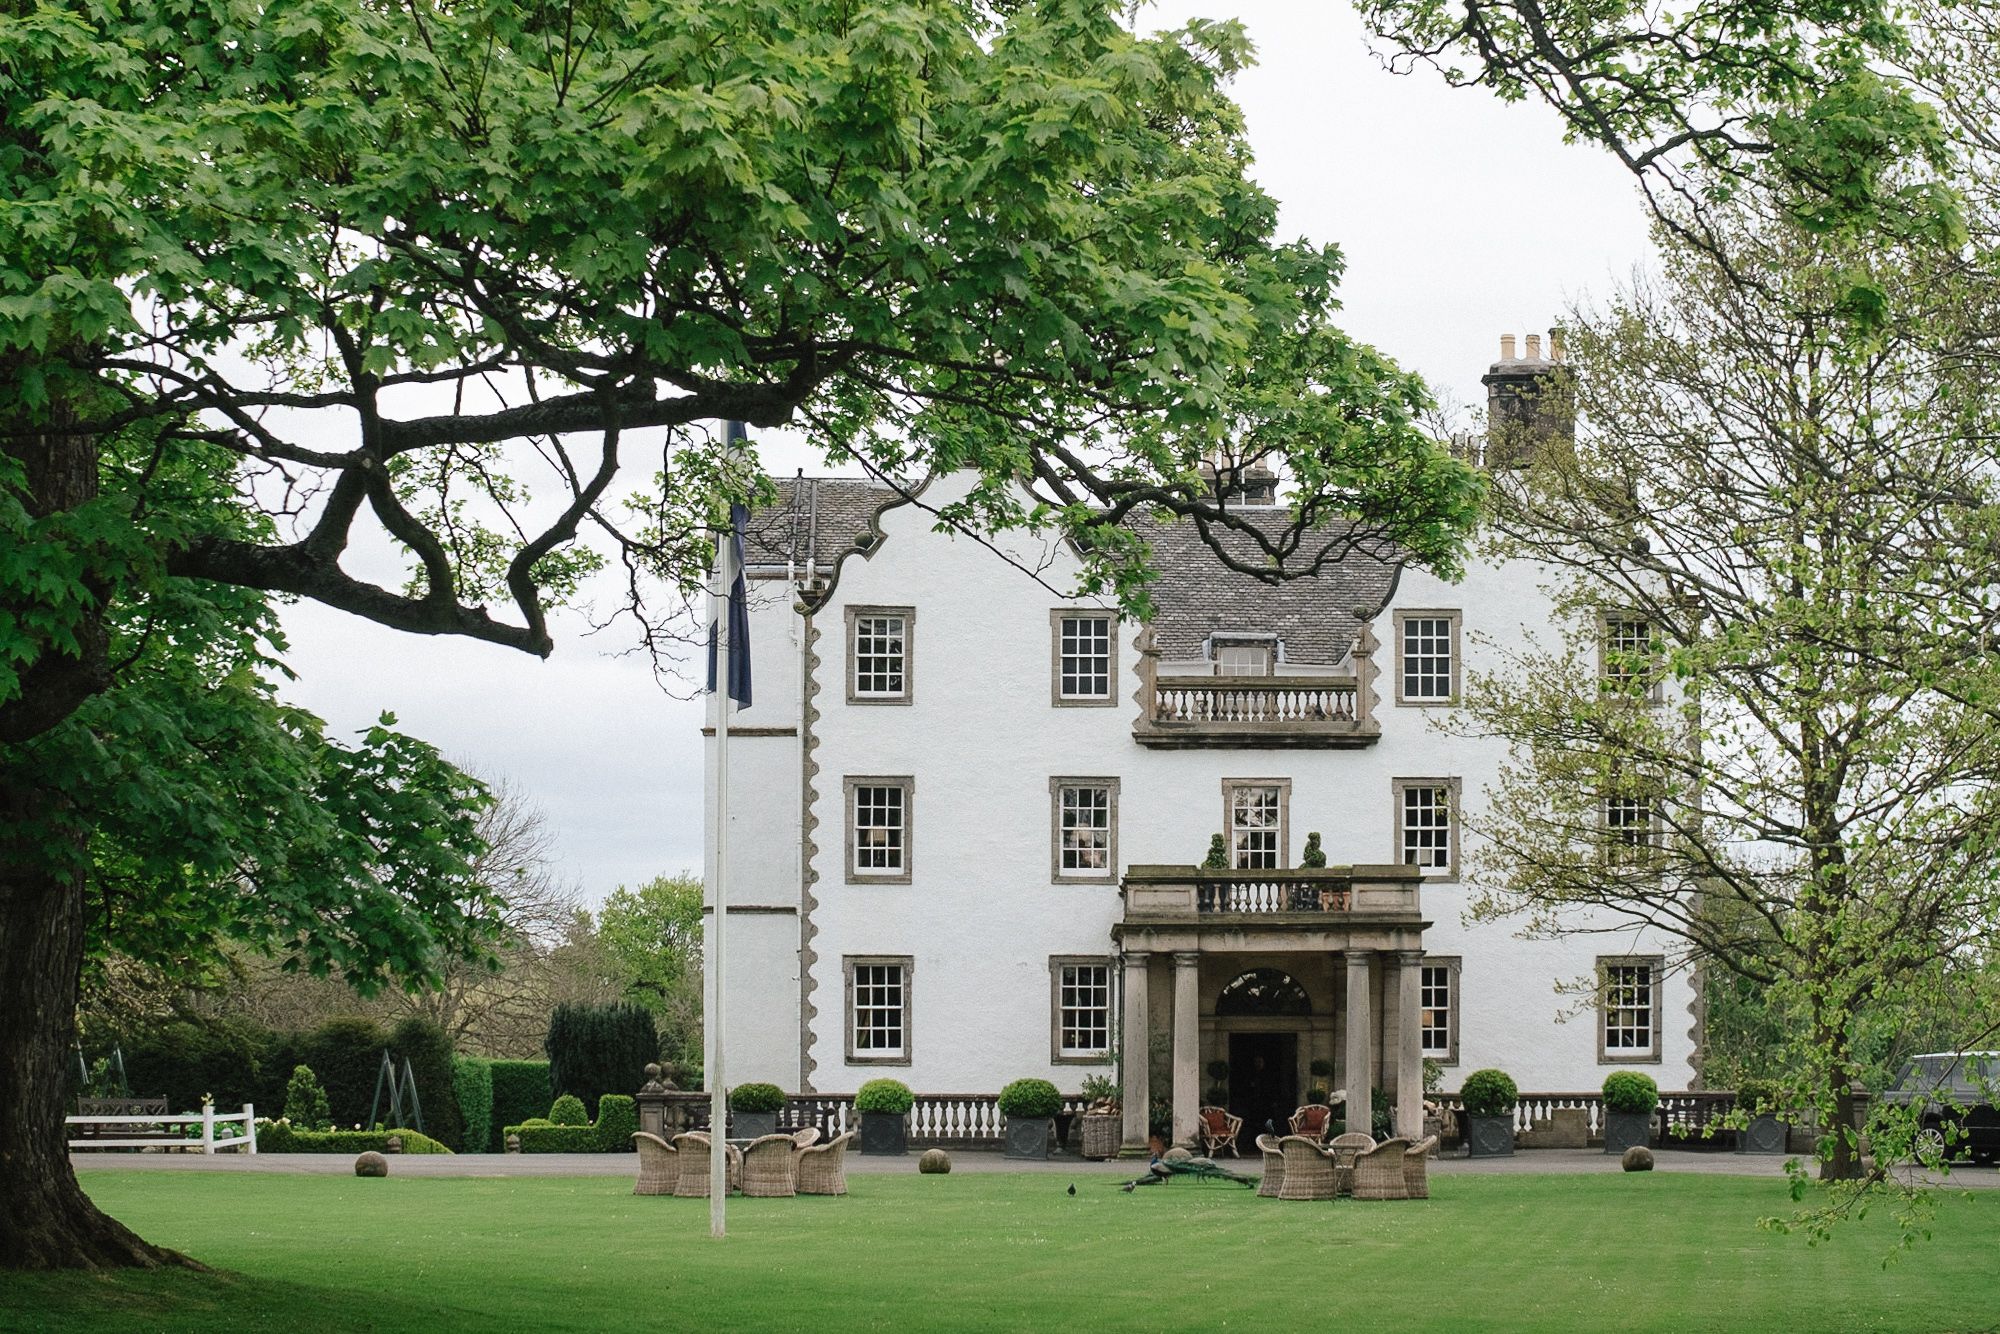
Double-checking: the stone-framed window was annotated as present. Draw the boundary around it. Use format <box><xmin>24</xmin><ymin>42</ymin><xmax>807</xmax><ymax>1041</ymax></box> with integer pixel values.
<box><xmin>1420</xmin><ymin>956</ymin><xmax>1461</xmax><ymax>1065</ymax></box>
<box><xmin>1224</xmin><ymin>779</ymin><xmax>1290</xmax><ymax>869</ymax></box>
<box><xmin>1603</xmin><ymin>791</ymin><xmax>1659</xmax><ymax>866</ymax></box>
<box><xmin>1051</xmin><ymin>611</ymin><xmax>1117</xmax><ymax>706</ymax></box>
<box><xmin>1212</xmin><ymin>636</ymin><xmax>1276</xmax><ymax>677</ymax></box>
<box><xmin>847</xmin><ymin>606</ymin><xmax>914</xmax><ymax>704</ymax></box>
<box><xmin>1394</xmin><ymin>609</ymin><xmax>1461</xmax><ymax>705</ymax></box>
<box><xmin>1393</xmin><ymin>777</ymin><xmax>1461</xmax><ymax>880</ymax></box>
<box><xmin>1050</xmin><ymin>956</ymin><xmax>1114</xmax><ymax>1063</ymax></box>
<box><xmin>1600</xmin><ymin>613</ymin><xmax>1662</xmax><ymax>702</ymax></box>
<box><xmin>845</xmin><ymin>956</ymin><xmax>913</xmax><ymax>1064</ymax></box>
<box><xmin>1050</xmin><ymin>777</ymin><xmax>1120</xmax><ymax>883</ymax></box>
<box><xmin>844</xmin><ymin>776</ymin><xmax>913</xmax><ymax>883</ymax></box>
<box><xmin>1598</xmin><ymin>956</ymin><xmax>1664</xmax><ymax>1063</ymax></box>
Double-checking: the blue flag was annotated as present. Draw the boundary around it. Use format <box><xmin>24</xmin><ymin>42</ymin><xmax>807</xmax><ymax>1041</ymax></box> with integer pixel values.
<box><xmin>712</xmin><ymin>500</ymin><xmax>756</xmax><ymax>708</ymax></box>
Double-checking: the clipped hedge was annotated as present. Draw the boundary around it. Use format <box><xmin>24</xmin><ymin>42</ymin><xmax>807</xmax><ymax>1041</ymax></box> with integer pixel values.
<box><xmin>390</xmin><ymin>1016</ymin><xmax>465</xmax><ymax>1150</ymax></box>
<box><xmin>593</xmin><ymin>1095</ymin><xmax>637</xmax><ymax>1152</ymax></box>
<box><xmin>258</xmin><ymin>1122</ymin><xmax>452</xmax><ymax>1154</ymax></box>
<box><xmin>299</xmin><ymin>1017</ymin><xmax>390</xmax><ymax>1128</ymax></box>
<box><xmin>489</xmin><ymin>1060</ymin><xmax>552</xmax><ymax>1146</ymax></box>
<box><xmin>505</xmin><ymin>1094</ymin><xmax>639</xmax><ymax>1153</ymax></box>
<box><xmin>1602</xmin><ymin>1070</ymin><xmax>1660</xmax><ymax>1114</ymax></box>
<box><xmin>854</xmin><ymin>1078</ymin><xmax>914</xmax><ymax>1115</ymax></box>
<box><xmin>452</xmin><ymin>1056</ymin><xmax>494</xmax><ymax>1153</ymax></box>
<box><xmin>1459</xmin><ymin>1068</ymin><xmax>1519</xmax><ymax>1118</ymax></box>
<box><xmin>729</xmin><ymin>1082</ymin><xmax>786</xmax><ymax>1113</ymax></box>
<box><xmin>549</xmin><ymin>1094</ymin><xmax>588</xmax><ymax>1126</ymax></box>
<box><xmin>998</xmin><ymin>1078</ymin><xmax>1062</xmax><ymax>1119</ymax></box>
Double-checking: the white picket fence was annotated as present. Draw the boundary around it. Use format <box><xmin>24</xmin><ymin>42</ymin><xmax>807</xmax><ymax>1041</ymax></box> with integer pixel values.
<box><xmin>66</xmin><ymin>1103</ymin><xmax>258</xmax><ymax>1154</ymax></box>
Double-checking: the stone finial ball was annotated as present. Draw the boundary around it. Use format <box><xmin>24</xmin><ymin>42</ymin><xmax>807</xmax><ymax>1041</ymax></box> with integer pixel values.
<box><xmin>1621</xmin><ymin>1145</ymin><xmax>1655</xmax><ymax>1172</ymax></box>
<box><xmin>354</xmin><ymin>1151</ymin><xmax>389</xmax><ymax>1178</ymax></box>
<box><xmin>918</xmin><ymin>1148</ymin><xmax>952</xmax><ymax>1174</ymax></box>
<box><xmin>1163</xmin><ymin>1147</ymin><xmax>1194</xmax><ymax>1164</ymax></box>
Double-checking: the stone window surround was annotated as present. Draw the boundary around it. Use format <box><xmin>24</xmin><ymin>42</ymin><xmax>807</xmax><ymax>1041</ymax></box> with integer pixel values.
<box><xmin>1420</xmin><ymin>955</ymin><xmax>1462</xmax><ymax>1066</ymax></box>
<box><xmin>1048</xmin><ymin>955</ymin><xmax>1116</xmax><ymax>1064</ymax></box>
<box><xmin>1392</xmin><ymin>776</ymin><xmax>1463</xmax><ymax>882</ymax></box>
<box><xmin>1393</xmin><ymin>608</ymin><xmax>1462</xmax><ymax>706</ymax></box>
<box><xmin>844</xmin><ymin>954</ymin><xmax>914</xmax><ymax>1066</ymax></box>
<box><xmin>844</xmin><ymin>775</ymin><xmax>914</xmax><ymax>884</ymax></box>
<box><xmin>1597</xmin><ymin>954</ymin><xmax>1665</xmax><ymax>1064</ymax></box>
<box><xmin>1050</xmin><ymin>609</ymin><xmax>1119</xmax><ymax>707</ymax></box>
<box><xmin>1599</xmin><ymin>610</ymin><xmax>1664</xmax><ymax>704</ymax></box>
<box><xmin>846</xmin><ymin>605</ymin><xmax>915</xmax><ymax>705</ymax></box>
<box><xmin>1222</xmin><ymin>778</ymin><xmax>1292</xmax><ymax>870</ymax></box>
<box><xmin>1049</xmin><ymin>776</ymin><xmax>1121</xmax><ymax>884</ymax></box>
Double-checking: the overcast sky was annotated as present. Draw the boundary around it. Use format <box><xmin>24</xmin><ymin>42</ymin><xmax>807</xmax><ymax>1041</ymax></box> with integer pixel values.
<box><xmin>274</xmin><ymin>1</ymin><xmax>1653</xmax><ymax>907</ymax></box>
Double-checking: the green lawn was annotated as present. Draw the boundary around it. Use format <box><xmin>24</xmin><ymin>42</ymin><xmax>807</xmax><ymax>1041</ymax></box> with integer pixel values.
<box><xmin>2</xmin><ymin>1171</ymin><xmax>1995</xmax><ymax>1332</ymax></box>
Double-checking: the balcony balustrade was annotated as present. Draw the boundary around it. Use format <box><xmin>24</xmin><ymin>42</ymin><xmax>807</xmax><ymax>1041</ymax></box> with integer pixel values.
<box><xmin>1131</xmin><ymin>630</ymin><xmax>1380</xmax><ymax>749</ymax></box>
<box><xmin>1120</xmin><ymin>864</ymin><xmax>1423</xmax><ymax>921</ymax></box>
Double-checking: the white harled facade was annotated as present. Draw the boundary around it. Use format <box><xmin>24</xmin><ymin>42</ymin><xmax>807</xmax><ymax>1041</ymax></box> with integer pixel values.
<box><xmin>703</xmin><ymin>345</ymin><xmax>1700</xmax><ymax>1148</ymax></box>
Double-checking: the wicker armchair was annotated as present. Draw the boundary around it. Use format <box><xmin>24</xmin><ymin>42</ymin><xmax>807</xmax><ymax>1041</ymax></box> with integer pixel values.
<box><xmin>1255</xmin><ymin>1134</ymin><xmax>1287</xmax><ymax>1198</ymax></box>
<box><xmin>670</xmin><ymin>1132</ymin><xmax>742</xmax><ymax>1198</ymax></box>
<box><xmin>1403</xmin><ymin>1135</ymin><xmax>1438</xmax><ymax>1200</ymax></box>
<box><xmin>1276</xmin><ymin>1134</ymin><xmax>1341</xmax><ymax>1201</ymax></box>
<box><xmin>1352</xmin><ymin>1137</ymin><xmax>1412</xmax><ymax>1201</ymax></box>
<box><xmin>1198</xmin><ymin>1106</ymin><xmax>1244</xmax><ymax>1158</ymax></box>
<box><xmin>791</xmin><ymin>1126</ymin><xmax>822</xmax><ymax>1151</ymax></box>
<box><xmin>1288</xmin><ymin>1104</ymin><xmax>1335</xmax><ymax>1141</ymax></box>
<box><xmin>632</xmin><ymin>1131</ymin><xmax>679</xmax><ymax>1196</ymax></box>
<box><xmin>797</xmin><ymin>1129</ymin><xmax>855</xmax><ymax>1196</ymax></box>
<box><xmin>740</xmin><ymin>1133</ymin><xmax>802</xmax><ymax>1198</ymax></box>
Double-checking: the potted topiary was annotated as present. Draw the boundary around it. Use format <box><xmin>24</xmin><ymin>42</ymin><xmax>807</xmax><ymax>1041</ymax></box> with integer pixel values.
<box><xmin>1734</xmin><ymin>1078</ymin><xmax>1787</xmax><ymax>1155</ymax></box>
<box><xmin>1000</xmin><ymin>1078</ymin><xmax>1063</xmax><ymax>1159</ymax></box>
<box><xmin>1302</xmin><ymin>832</ymin><xmax>1327</xmax><ymax>868</ymax></box>
<box><xmin>1601</xmin><ymin>1071</ymin><xmax>1659</xmax><ymax>1155</ymax></box>
<box><xmin>1078</xmin><ymin>1073</ymin><xmax>1121</xmax><ymax>1161</ymax></box>
<box><xmin>855</xmin><ymin>1078</ymin><xmax>915</xmax><ymax>1155</ymax></box>
<box><xmin>1202</xmin><ymin>834</ymin><xmax>1229</xmax><ymax>869</ymax></box>
<box><xmin>1460</xmin><ymin>1069</ymin><xmax>1518</xmax><ymax>1157</ymax></box>
<box><xmin>729</xmin><ymin>1082</ymin><xmax>787</xmax><ymax>1139</ymax></box>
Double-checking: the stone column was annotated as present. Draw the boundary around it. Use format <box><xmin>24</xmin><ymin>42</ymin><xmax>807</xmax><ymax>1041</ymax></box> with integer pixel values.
<box><xmin>1395</xmin><ymin>950</ymin><xmax>1425</xmax><ymax>1138</ymax></box>
<box><xmin>1120</xmin><ymin>951</ymin><xmax>1151</xmax><ymax>1154</ymax></box>
<box><xmin>1344</xmin><ymin>949</ymin><xmax>1374</xmax><ymax>1136</ymax></box>
<box><xmin>1172</xmin><ymin>952</ymin><xmax>1201</xmax><ymax>1148</ymax></box>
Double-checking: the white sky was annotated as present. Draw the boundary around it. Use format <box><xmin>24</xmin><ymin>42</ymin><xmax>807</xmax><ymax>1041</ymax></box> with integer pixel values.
<box><xmin>275</xmin><ymin>1</ymin><xmax>1652</xmax><ymax>906</ymax></box>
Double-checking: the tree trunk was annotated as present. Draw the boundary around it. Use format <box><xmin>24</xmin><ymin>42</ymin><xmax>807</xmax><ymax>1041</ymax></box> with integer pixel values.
<box><xmin>0</xmin><ymin>372</ymin><xmax>190</xmax><ymax>1269</ymax></box>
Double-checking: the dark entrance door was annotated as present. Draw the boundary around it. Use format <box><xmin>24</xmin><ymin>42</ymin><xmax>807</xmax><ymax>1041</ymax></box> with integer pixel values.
<box><xmin>1227</xmin><ymin>1032</ymin><xmax>1298</xmax><ymax>1152</ymax></box>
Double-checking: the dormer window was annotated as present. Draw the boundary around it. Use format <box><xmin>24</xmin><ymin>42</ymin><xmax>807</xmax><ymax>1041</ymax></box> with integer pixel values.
<box><xmin>1211</xmin><ymin>636</ymin><xmax>1275</xmax><ymax>677</ymax></box>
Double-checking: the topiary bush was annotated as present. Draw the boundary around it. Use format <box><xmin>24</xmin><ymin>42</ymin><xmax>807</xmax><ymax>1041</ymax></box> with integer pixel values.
<box><xmin>452</xmin><ymin>1056</ymin><xmax>494</xmax><ymax>1152</ymax></box>
<box><xmin>1459</xmin><ymin>1068</ymin><xmax>1519</xmax><ymax>1117</ymax></box>
<box><xmin>1205</xmin><ymin>1059</ymin><xmax>1231</xmax><ymax>1083</ymax></box>
<box><xmin>549</xmin><ymin>1094</ymin><xmax>589</xmax><ymax>1126</ymax></box>
<box><xmin>1302</xmin><ymin>831</ymin><xmax>1327</xmax><ymax>868</ymax></box>
<box><xmin>489</xmin><ymin>1060</ymin><xmax>552</xmax><ymax>1145</ymax></box>
<box><xmin>1602</xmin><ymin>1070</ymin><xmax>1660</xmax><ymax>1114</ymax></box>
<box><xmin>998</xmin><ymin>1078</ymin><xmax>1062</xmax><ymax>1119</ymax></box>
<box><xmin>729</xmin><ymin>1082</ymin><xmax>787</xmax><ymax>1113</ymax></box>
<box><xmin>1309</xmin><ymin>1057</ymin><xmax>1335</xmax><ymax>1081</ymax></box>
<box><xmin>390</xmin><ymin>1016</ymin><xmax>465</xmax><ymax>1150</ymax></box>
<box><xmin>1201</xmin><ymin>834</ymin><xmax>1229</xmax><ymax>869</ymax></box>
<box><xmin>545</xmin><ymin>1002</ymin><xmax>658</xmax><ymax>1119</ymax></box>
<box><xmin>299</xmin><ymin>1016</ymin><xmax>390</xmax><ymax>1128</ymax></box>
<box><xmin>855</xmin><ymin>1078</ymin><xmax>915</xmax><ymax>1115</ymax></box>
<box><xmin>282</xmin><ymin>1064</ymin><xmax>333</xmax><ymax>1132</ymax></box>
<box><xmin>593</xmin><ymin>1094</ymin><xmax>638</xmax><ymax>1151</ymax></box>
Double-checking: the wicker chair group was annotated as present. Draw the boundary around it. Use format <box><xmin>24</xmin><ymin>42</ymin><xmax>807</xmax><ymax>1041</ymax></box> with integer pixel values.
<box><xmin>637</xmin><ymin>1127</ymin><xmax>856</xmax><ymax>1199</ymax></box>
<box><xmin>1259</xmin><ymin>1131</ymin><xmax>1438</xmax><ymax>1202</ymax></box>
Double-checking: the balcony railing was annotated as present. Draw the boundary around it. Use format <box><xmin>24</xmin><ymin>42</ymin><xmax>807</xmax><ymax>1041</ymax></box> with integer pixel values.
<box><xmin>1121</xmin><ymin>864</ymin><xmax>1423</xmax><ymax>919</ymax></box>
<box><xmin>1132</xmin><ymin>634</ymin><xmax>1381</xmax><ymax>750</ymax></box>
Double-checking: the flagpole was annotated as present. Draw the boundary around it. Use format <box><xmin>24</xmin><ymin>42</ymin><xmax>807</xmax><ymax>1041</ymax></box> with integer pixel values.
<box><xmin>706</xmin><ymin>429</ymin><xmax>744</xmax><ymax>1240</ymax></box>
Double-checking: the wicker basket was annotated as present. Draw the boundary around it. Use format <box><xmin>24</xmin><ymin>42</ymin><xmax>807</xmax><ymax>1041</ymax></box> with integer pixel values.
<box><xmin>1081</xmin><ymin>1113</ymin><xmax>1121</xmax><ymax>1160</ymax></box>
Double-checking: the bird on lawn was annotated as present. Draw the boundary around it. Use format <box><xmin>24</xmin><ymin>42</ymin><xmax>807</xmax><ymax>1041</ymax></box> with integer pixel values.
<box><xmin>1067</xmin><ymin>1183</ymin><xmax>1076</xmax><ymax>1195</ymax></box>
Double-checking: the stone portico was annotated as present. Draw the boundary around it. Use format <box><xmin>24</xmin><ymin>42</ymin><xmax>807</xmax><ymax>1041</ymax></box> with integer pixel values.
<box><xmin>1111</xmin><ymin>864</ymin><xmax>1429</xmax><ymax>1154</ymax></box>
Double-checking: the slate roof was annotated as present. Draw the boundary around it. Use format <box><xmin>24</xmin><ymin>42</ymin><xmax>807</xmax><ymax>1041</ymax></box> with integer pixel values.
<box><xmin>743</xmin><ymin>475</ymin><xmax>1402</xmax><ymax>664</ymax></box>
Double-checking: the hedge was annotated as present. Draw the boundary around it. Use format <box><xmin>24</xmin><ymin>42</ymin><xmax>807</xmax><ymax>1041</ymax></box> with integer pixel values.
<box><xmin>299</xmin><ymin>1017</ymin><xmax>391</xmax><ymax>1128</ymax></box>
<box><xmin>504</xmin><ymin>1094</ymin><xmax>639</xmax><ymax>1153</ymax></box>
<box><xmin>546</xmin><ymin>1002</ymin><xmax>657</xmax><ymax>1119</ymax></box>
<box><xmin>489</xmin><ymin>1060</ymin><xmax>552</xmax><ymax>1147</ymax></box>
<box><xmin>452</xmin><ymin>1056</ymin><xmax>494</xmax><ymax>1153</ymax></box>
<box><xmin>257</xmin><ymin>1123</ymin><xmax>452</xmax><ymax>1154</ymax></box>
<box><xmin>390</xmin><ymin>1017</ymin><xmax>465</xmax><ymax>1150</ymax></box>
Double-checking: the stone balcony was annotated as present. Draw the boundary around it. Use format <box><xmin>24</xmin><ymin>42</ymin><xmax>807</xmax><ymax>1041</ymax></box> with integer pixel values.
<box><xmin>1119</xmin><ymin>864</ymin><xmax>1424</xmax><ymax>927</ymax></box>
<box><xmin>1130</xmin><ymin>629</ymin><xmax>1381</xmax><ymax>749</ymax></box>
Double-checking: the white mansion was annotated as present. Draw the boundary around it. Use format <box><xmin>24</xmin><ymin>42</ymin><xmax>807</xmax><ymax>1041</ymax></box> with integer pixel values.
<box><xmin>703</xmin><ymin>338</ymin><xmax>1698</xmax><ymax>1152</ymax></box>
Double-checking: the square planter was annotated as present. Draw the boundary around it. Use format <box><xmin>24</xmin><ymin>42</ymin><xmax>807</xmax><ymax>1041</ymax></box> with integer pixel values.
<box><xmin>1466</xmin><ymin>1113</ymin><xmax>1516</xmax><ymax>1157</ymax></box>
<box><xmin>859</xmin><ymin>1110</ymin><xmax>908</xmax><ymax>1156</ymax></box>
<box><xmin>1004</xmin><ymin>1116</ymin><xmax>1053</xmax><ymax>1160</ymax></box>
<box><xmin>733</xmin><ymin>1111</ymin><xmax>778</xmax><ymax>1140</ymax></box>
<box><xmin>1602</xmin><ymin>1110</ymin><xmax>1654</xmax><ymax>1155</ymax></box>
<box><xmin>1737</xmin><ymin>1113</ymin><xmax>1788</xmax><ymax>1155</ymax></box>
<box><xmin>1080</xmin><ymin>1113</ymin><xmax>1121</xmax><ymax>1161</ymax></box>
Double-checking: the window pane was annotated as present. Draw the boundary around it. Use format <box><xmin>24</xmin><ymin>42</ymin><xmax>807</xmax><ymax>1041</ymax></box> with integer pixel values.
<box><xmin>1059</xmin><ymin>616</ymin><xmax>1112</xmax><ymax>698</ymax></box>
<box><xmin>1059</xmin><ymin>962</ymin><xmax>1111</xmax><ymax>1056</ymax></box>
<box><xmin>1060</xmin><ymin>784</ymin><xmax>1111</xmax><ymax>872</ymax></box>
<box><xmin>1231</xmin><ymin>785</ymin><xmax>1281</xmax><ymax>869</ymax></box>
<box><xmin>1401</xmin><ymin>617</ymin><xmax>1453</xmax><ymax>700</ymax></box>
<box><xmin>1605</xmin><ymin>795</ymin><xmax>1654</xmax><ymax>864</ymax></box>
<box><xmin>1604</xmin><ymin>964</ymin><xmax>1654</xmax><ymax>1052</ymax></box>
<box><xmin>855</xmin><ymin>785</ymin><xmax>905</xmax><ymax>871</ymax></box>
<box><xmin>1420</xmin><ymin>964</ymin><xmax>1452</xmax><ymax>1056</ymax></box>
<box><xmin>855</xmin><ymin>615</ymin><xmax>907</xmax><ymax>696</ymax></box>
<box><xmin>854</xmin><ymin>963</ymin><xmax>905</xmax><ymax>1054</ymax></box>
<box><xmin>1215</xmin><ymin>644</ymin><xmax>1270</xmax><ymax>677</ymax></box>
<box><xmin>1402</xmin><ymin>785</ymin><xmax>1451</xmax><ymax>870</ymax></box>
<box><xmin>1604</xmin><ymin>618</ymin><xmax>1654</xmax><ymax>693</ymax></box>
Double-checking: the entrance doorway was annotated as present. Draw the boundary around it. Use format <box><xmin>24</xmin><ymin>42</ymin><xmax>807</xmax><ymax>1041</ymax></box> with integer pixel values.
<box><xmin>1227</xmin><ymin>1032</ymin><xmax>1298</xmax><ymax>1152</ymax></box>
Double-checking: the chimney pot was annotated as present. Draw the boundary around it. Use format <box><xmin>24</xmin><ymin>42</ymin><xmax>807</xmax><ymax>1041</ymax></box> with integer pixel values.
<box><xmin>1525</xmin><ymin>333</ymin><xmax>1542</xmax><ymax>360</ymax></box>
<box><xmin>1500</xmin><ymin>334</ymin><xmax>1517</xmax><ymax>360</ymax></box>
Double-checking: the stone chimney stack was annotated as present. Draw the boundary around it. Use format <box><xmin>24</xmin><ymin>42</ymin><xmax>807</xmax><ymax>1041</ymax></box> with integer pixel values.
<box><xmin>1200</xmin><ymin>454</ymin><xmax>1281</xmax><ymax>506</ymax></box>
<box><xmin>1480</xmin><ymin>329</ymin><xmax>1571</xmax><ymax>469</ymax></box>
